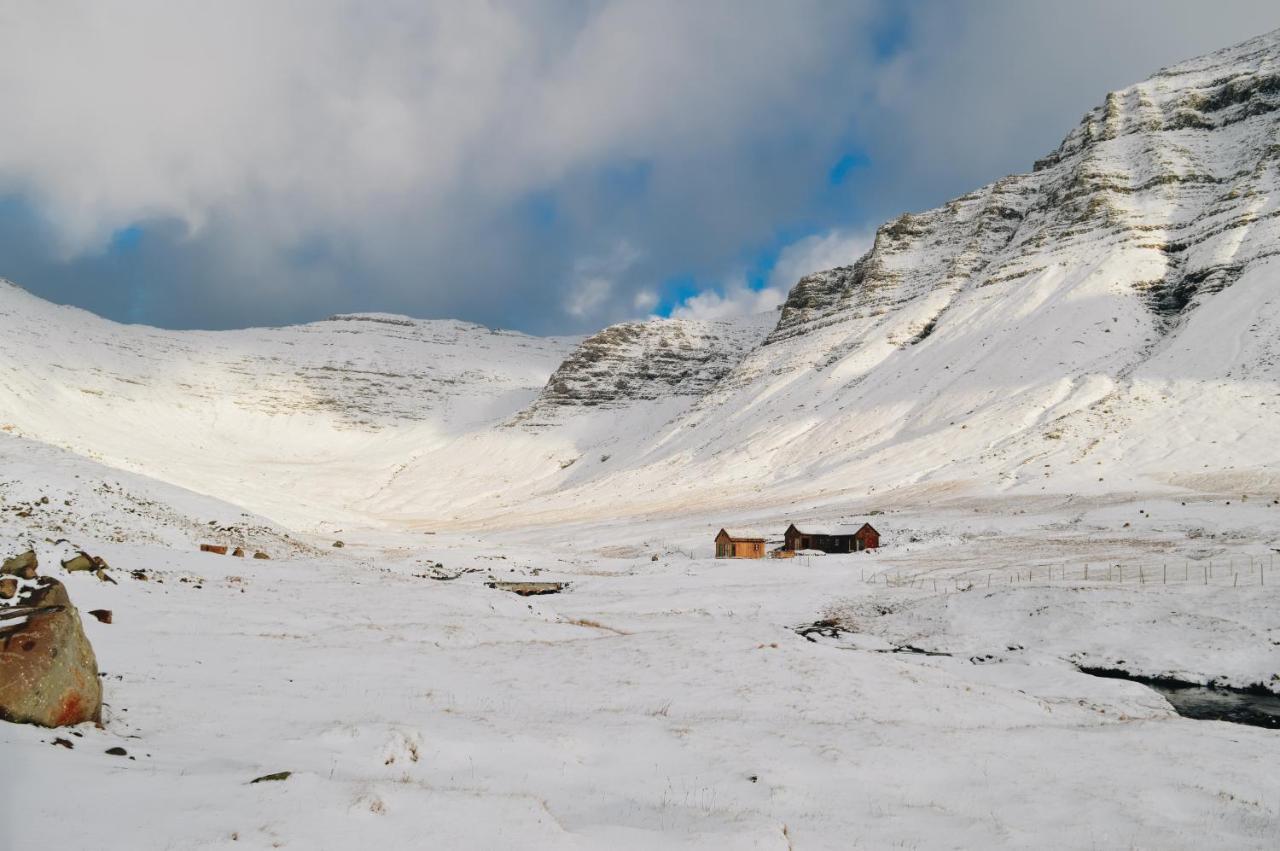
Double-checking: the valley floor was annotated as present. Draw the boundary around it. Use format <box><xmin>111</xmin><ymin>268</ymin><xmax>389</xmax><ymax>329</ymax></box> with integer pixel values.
<box><xmin>3</xmin><ymin>467</ymin><xmax>1279</xmax><ymax>849</ymax></box>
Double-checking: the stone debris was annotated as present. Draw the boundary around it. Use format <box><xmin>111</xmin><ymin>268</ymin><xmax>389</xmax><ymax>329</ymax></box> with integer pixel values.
<box><xmin>250</xmin><ymin>771</ymin><xmax>292</xmax><ymax>784</ymax></box>
<box><xmin>485</xmin><ymin>580</ymin><xmax>569</xmax><ymax>596</ymax></box>
<box><xmin>61</xmin><ymin>551</ymin><xmax>107</xmax><ymax>573</ymax></box>
<box><xmin>2</xmin><ymin>550</ymin><xmax>38</xmax><ymax>580</ymax></box>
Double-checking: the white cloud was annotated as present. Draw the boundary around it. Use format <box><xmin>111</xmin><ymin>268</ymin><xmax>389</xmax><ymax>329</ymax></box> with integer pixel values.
<box><xmin>565</xmin><ymin>241</ymin><xmax>640</xmax><ymax>318</ymax></box>
<box><xmin>0</xmin><ymin>2</ymin><xmax>1276</xmax><ymax>332</ymax></box>
<box><xmin>767</xmin><ymin>229</ymin><xmax>874</xmax><ymax>291</ymax></box>
<box><xmin>667</xmin><ymin>279</ymin><xmax>784</xmax><ymax>321</ymax></box>
<box><xmin>0</xmin><ymin>1</ymin><xmax>876</xmax><ymax>257</ymax></box>
<box><xmin>664</xmin><ymin>228</ymin><xmax>870</xmax><ymax>321</ymax></box>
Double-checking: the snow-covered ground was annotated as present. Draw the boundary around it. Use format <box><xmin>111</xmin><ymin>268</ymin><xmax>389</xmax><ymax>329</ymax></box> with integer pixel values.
<box><xmin>4</xmin><ymin>27</ymin><xmax>1280</xmax><ymax>851</ymax></box>
<box><xmin>2</xmin><ymin>430</ymin><xmax>1278</xmax><ymax>849</ymax></box>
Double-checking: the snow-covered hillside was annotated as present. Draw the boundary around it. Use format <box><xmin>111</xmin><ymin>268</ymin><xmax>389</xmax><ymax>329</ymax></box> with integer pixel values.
<box><xmin>0</xmin><ymin>280</ymin><xmax>579</xmax><ymax>526</ymax></box>
<box><xmin>3</xmin><ymin>30</ymin><xmax>1280</xmax><ymax>535</ymax></box>
<box><xmin>374</xmin><ymin>29</ymin><xmax>1280</xmax><ymax>528</ymax></box>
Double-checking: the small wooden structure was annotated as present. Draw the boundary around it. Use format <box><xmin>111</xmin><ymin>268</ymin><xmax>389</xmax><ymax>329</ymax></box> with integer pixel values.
<box><xmin>714</xmin><ymin>529</ymin><xmax>766</xmax><ymax>559</ymax></box>
<box><xmin>783</xmin><ymin>523</ymin><xmax>880</xmax><ymax>554</ymax></box>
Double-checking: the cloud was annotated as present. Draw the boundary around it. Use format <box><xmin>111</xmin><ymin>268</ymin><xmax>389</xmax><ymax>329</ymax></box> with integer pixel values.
<box><xmin>666</xmin><ymin>280</ymin><xmax>785</xmax><ymax>321</ymax></box>
<box><xmin>768</xmin><ymin>230</ymin><xmax>875</xmax><ymax>291</ymax></box>
<box><xmin>0</xmin><ymin>2</ymin><xmax>1275</xmax><ymax>332</ymax></box>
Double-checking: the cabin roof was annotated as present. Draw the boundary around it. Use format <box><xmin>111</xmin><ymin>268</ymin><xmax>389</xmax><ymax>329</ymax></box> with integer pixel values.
<box><xmin>717</xmin><ymin>528</ymin><xmax>767</xmax><ymax>541</ymax></box>
<box><xmin>788</xmin><ymin>522</ymin><xmax>879</xmax><ymax>537</ymax></box>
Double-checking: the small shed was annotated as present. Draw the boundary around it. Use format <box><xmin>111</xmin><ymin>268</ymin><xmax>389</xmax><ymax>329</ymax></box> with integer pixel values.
<box><xmin>714</xmin><ymin>529</ymin><xmax>766</xmax><ymax>559</ymax></box>
<box><xmin>783</xmin><ymin>522</ymin><xmax>881</xmax><ymax>554</ymax></box>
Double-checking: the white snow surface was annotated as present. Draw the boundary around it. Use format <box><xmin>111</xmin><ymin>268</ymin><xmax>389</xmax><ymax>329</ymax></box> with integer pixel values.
<box><xmin>2</xmin><ymin>28</ymin><xmax>1280</xmax><ymax>850</ymax></box>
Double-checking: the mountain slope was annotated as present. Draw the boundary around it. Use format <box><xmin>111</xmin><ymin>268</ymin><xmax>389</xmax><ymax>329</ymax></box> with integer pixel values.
<box><xmin>374</xmin><ymin>28</ymin><xmax>1280</xmax><ymax>527</ymax></box>
<box><xmin>2</xmin><ymin>30</ymin><xmax>1279</xmax><ymax>532</ymax></box>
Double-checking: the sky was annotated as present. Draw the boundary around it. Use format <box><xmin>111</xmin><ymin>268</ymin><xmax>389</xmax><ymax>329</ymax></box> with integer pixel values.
<box><xmin>0</xmin><ymin>1</ymin><xmax>1276</xmax><ymax>334</ymax></box>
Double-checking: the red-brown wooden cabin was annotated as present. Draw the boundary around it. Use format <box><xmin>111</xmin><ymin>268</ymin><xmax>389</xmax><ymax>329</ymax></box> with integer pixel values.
<box><xmin>714</xmin><ymin>529</ymin><xmax>766</xmax><ymax>559</ymax></box>
<box><xmin>783</xmin><ymin>522</ymin><xmax>880</xmax><ymax>554</ymax></box>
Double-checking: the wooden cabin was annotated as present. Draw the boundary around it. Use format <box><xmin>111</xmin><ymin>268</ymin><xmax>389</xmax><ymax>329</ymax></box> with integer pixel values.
<box><xmin>783</xmin><ymin>522</ymin><xmax>880</xmax><ymax>554</ymax></box>
<box><xmin>714</xmin><ymin>529</ymin><xmax>766</xmax><ymax>559</ymax></box>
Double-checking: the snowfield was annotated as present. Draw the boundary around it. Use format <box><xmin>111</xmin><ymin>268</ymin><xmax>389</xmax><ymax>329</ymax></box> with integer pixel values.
<box><xmin>2</xmin><ymin>429</ymin><xmax>1278</xmax><ymax>849</ymax></box>
<box><xmin>3</xmin><ymin>27</ymin><xmax>1280</xmax><ymax>851</ymax></box>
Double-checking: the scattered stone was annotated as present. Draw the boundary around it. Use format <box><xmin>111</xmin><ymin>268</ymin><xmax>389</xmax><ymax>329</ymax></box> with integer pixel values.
<box><xmin>95</xmin><ymin>569</ymin><xmax>117</xmax><ymax>585</ymax></box>
<box><xmin>2</xmin><ymin>550</ymin><xmax>38</xmax><ymax>580</ymax></box>
<box><xmin>105</xmin><ymin>746</ymin><xmax>127</xmax><ymax>756</ymax></box>
<box><xmin>131</xmin><ymin>570</ymin><xmax>148</xmax><ymax>581</ymax></box>
<box><xmin>250</xmin><ymin>771</ymin><xmax>292</xmax><ymax>784</ymax></box>
<box><xmin>51</xmin><ymin>737</ymin><xmax>73</xmax><ymax>749</ymax></box>
<box><xmin>0</xmin><ymin>578</ymin><xmax>17</xmax><ymax>600</ymax></box>
<box><xmin>199</xmin><ymin>544</ymin><xmax>228</xmax><ymax>555</ymax></box>
<box><xmin>232</xmin><ymin>547</ymin><xmax>245</xmax><ymax>558</ymax></box>
<box><xmin>60</xmin><ymin>553</ymin><xmax>95</xmax><ymax>572</ymax></box>
<box><xmin>0</xmin><ymin>580</ymin><xmax>102</xmax><ymax>727</ymax></box>
<box><xmin>252</xmin><ymin>552</ymin><xmax>270</xmax><ymax>560</ymax></box>
<box><xmin>332</xmin><ymin>541</ymin><xmax>345</xmax><ymax>548</ymax></box>
<box><xmin>88</xmin><ymin>610</ymin><xmax>112</xmax><ymax>625</ymax></box>
<box><xmin>486</xmin><ymin>580</ymin><xmax>569</xmax><ymax>596</ymax></box>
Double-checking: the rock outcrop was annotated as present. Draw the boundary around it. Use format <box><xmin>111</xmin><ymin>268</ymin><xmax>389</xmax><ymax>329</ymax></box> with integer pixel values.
<box><xmin>0</xmin><ymin>579</ymin><xmax>103</xmax><ymax>727</ymax></box>
<box><xmin>515</xmin><ymin>316</ymin><xmax>770</xmax><ymax>423</ymax></box>
<box><xmin>771</xmin><ymin>29</ymin><xmax>1280</xmax><ymax>343</ymax></box>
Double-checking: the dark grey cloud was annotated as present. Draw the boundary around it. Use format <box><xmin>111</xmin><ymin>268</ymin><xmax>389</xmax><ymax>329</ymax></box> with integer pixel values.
<box><xmin>0</xmin><ymin>1</ymin><xmax>1275</xmax><ymax>332</ymax></box>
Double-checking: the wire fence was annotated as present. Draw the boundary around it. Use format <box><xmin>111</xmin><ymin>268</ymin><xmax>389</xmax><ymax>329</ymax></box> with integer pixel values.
<box><xmin>862</xmin><ymin>553</ymin><xmax>1278</xmax><ymax>592</ymax></box>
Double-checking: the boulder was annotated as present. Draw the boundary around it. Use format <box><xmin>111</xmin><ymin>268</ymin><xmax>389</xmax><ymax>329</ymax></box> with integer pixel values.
<box><xmin>0</xmin><ymin>577</ymin><xmax>16</xmax><ymax>599</ymax></box>
<box><xmin>88</xmin><ymin>609</ymin><xmax>112</xmax><ymax>624</ymax></box>
<box><xmin>252</xmin><ymin>552</ymin><xmax>270</xmax><ymax>560</ymax></box>
<box><xmin>0</xmin><ymin>580</ymin><xmax>102</xmax><ymax>727</ymax></box>
<box><xmin>60</xmin><ymin>553</ymin><xmax>95</xmax><ymax>572</ymax></box>
<box><xmin>232</xmin><ymin>547</ymin><xmax>245</xmax><ymax>558</ymax></box>
<box><xmin>199</xmin><ymin>544</ymin><xmax>228</xmax><ymax>555</ymax></box>
<box><xmin>2</xmin><ymin>550</ymin><xmax>38</xmax><ymax>580</ymax></box>
<box><xmin>332</xmin><ymin>541</ymin><xmax>345</xmax><ymax>548</ymax></box>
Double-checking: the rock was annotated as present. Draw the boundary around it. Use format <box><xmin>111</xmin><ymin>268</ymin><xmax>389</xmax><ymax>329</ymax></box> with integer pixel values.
<box><xmin>95</xmin><ymin>569</ymin><xmax>117</xmax><ymax>584</ymax></box>
<box><xmin>0</xmin><ymin>580</ymin><xmax>102</xmax><ymax>727</ymax></box>
<box><xmin>486</xmin><ymin>580</ymin><xmax>569</xmax><ymax>596</ymax></box>
<box><xmin>131</xmin><ymin>570</ymin><xmax>148</xmax><ymax>581</ymax></box>
<box><xmin>0</xmin><ymin>578</ymin><xmax>17</xmax><ymax>600</ymax></box>
<box><xmin>332</xmin><ymin>541</ymin><xmax>345</xmax><ymax>548</ymax></box>
<box><xmin>232</xmin><ymin>547</ymin><xmax>245</xmax><ymax>558</ymax></box>
<box><xmin>2</xmin><ymin>550</ymin><xmax>38</xmax><ymax>580</ymax></box>
<box><xmin>88</xmin><ymin>609</ymin><xmax>112</xmax><ymax>624</ymax></box>
<box><xmin>199</xmin><ymin>544</ymin><xmax>228</xmax><ymax>555</ymax></box>
<box><xmin>61</xmin><ymin>552</ymin><xmax>99</xmax><ymax>572</ymax></box>
<box><xmin>51</xmin><ymin>737</ymin><xmax>73</xmax><ymax>749</ymax></box>
<box><xmin>250</xmin><ymin>771</ymin><xmax>292</xmax><ymax>783</ymax></box>
<box><xmin>105</xmin><ymin>746</ymin><xmax>127</xmax><ymax>756</ymax></box>
<box><xmin>252</xmin><ymin>552</ymin><xmax>270</xmax><ymax>560</ymax></box>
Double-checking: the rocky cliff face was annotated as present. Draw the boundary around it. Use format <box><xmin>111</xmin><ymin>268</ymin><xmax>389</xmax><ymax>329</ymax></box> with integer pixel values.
<box><xmin>514</xmin><ymin>315</ymin><xmax>771</xmax><ymax>423</ymax></box>
<box><xmin>772</xmin><ymin>29</ymin><xmax>1280</xmax><ymax>345</ymax></box>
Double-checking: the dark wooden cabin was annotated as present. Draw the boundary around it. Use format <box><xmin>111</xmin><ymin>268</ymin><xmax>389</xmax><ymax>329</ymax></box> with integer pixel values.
<box><xmin>714</xmin><ymin>529</ymin><xmax>766</xmax><ymax>559</ymax></box>
<box><xmin>783</xmin><ymin>523</ymin><xmax>880</xmax><ymax>554</ymax></box>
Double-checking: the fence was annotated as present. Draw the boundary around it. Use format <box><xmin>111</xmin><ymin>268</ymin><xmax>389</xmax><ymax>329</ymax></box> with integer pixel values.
<box><xmin>862</xmin><ymin>553</ymin><xmax>1277</xmax><ymax>592</ymax></box>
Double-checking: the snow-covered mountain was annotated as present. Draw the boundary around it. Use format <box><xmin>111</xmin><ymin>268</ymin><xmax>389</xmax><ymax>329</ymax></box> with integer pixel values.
<box><xmin>3</xmin><ymin>30</ymin><xmax>1280</xmax><ymax>531</ymax></box>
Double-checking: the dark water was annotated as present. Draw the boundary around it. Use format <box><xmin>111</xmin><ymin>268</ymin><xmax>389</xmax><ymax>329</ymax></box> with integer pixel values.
<box><xmin>1078</xmin><ymin>667</ymin><xmax>1280</xmax><ymax>729</ymax></box>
